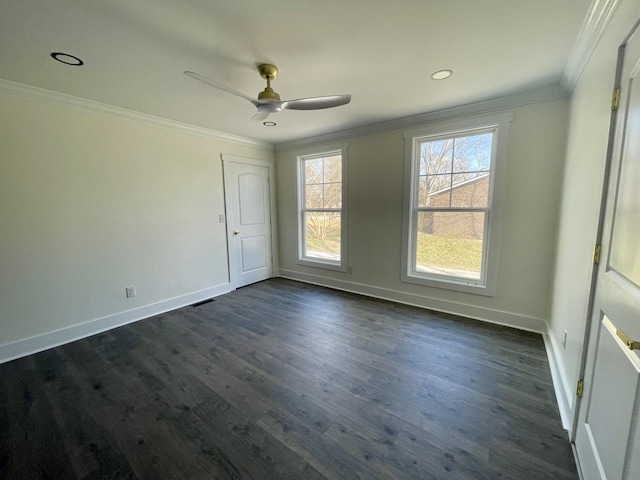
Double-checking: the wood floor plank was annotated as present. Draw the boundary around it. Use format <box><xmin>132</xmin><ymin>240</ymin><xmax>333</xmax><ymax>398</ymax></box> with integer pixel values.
<box><xmin>2</xmin><ymin>357</ymin><xmax>82</xmax><ymax>479</ymax></box>
<box><xmin>325</xmin><ymin>413</ymin><xmax>498</xmax><ymax>480</ymax></box>
<box><xmin>0</xmin><ymin>278</ymin><xmax>577</xmax><ymax>479</ymax></box>
<box><xmin>257</xmin><ymin>409</ymin><xmax>372</xmax><ymax>480</ymax></box>
<box><xmin>57</xmin><ymin>343</ymin><xmax>218</xmax><ymax>479</ymax></box>
<box><xmin>188</xmin><ymin>393</ymin><xmax>328</xmax><ymax>480</ymax></box>
<box><xmin>137</xmin><ymin>311</ymin><xmax>341</xmax><ymax>435</ymax></box>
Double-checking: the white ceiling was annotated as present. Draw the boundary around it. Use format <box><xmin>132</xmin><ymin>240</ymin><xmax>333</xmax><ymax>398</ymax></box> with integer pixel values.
<box><xmin>1</xmin><ymin>0</ymin><xmax>592</xmax><ymax>144</ymax></box>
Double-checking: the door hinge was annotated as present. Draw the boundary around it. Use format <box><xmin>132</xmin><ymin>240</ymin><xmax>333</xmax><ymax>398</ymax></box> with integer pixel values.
<box><xmin>612</xmin><ymin>88</ymin><xmax>620</xmax><ymax>111</ymax></box>
<box><xmin>593</xmin><ymin>244</ymin><xmax>601</xmax><ymax>264</ymax></box>
<box><xmin>577</xmin><ymin>379</ymin><xmax>585</xmax><ymax>398</ymax></box>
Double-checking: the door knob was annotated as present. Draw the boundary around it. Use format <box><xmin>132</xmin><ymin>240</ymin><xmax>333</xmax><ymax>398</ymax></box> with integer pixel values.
<box><xmin>233</xmin><ymin>231</ymin><xmax>240</xmax><ymax>235</ymax></box>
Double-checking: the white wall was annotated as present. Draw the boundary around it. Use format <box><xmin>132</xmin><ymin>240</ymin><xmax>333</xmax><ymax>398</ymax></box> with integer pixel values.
<box><xmin>275</xmin><ymin>99</ymin><xmax>569</xmax><ymax>332</ymax></box>
<box><xmin>0</xmin><ymin>92</ymin><xmax>273</xmax><ymax>361</ymax></box>
<box><xmin>548</xmin><ymin>0</ymin><xmax>640</xmax><ymax>432</ymax></box>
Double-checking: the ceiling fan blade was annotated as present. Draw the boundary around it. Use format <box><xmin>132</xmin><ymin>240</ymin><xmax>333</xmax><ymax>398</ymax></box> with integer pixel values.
<box><xmin>251</xmin><ymin>110</ymin><xmax>270</xmax><ymax>121</ymax></box>
<box><xmin>184</xmin><ymin>71</ymin><xmax>259</xmax><ymax>106</ymax></box>
<box><xmin>283</xmin><ymin>94</ymin><xmax>351</xmax><ymax>111</ymax></box>
<box><xmin>251</xmin><ymin>102</ymin><xmax>284</xmax><ymax>121</ymax></box>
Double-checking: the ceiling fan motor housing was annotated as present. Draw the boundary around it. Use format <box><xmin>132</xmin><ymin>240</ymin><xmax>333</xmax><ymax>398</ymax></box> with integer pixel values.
<box><xmin>258</xmin><ymin>87</ymin><xmax>281</xmax><ymax>101</ymax></box>
<box><xmin>258</xmin><ymin>103</ymin><xmax>282</xmax><ymax>114</ymax></box>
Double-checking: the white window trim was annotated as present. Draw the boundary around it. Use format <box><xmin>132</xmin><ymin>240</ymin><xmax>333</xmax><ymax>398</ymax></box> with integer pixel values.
<box><xmin>401</xmin><ymin>113</ymin><xmax>513</xmax><ymax>296</ymax></box>
<box><xmin>294</xmin><ymin>141</ymin><xmax>348</xmax><ymax>272</ymax></box>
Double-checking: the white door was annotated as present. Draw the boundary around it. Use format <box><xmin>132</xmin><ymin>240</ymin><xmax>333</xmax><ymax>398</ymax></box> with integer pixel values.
<box><xmin>222</xmin><ymin>156</ymin><xmax>273</xmax><ymax>288</ymax></box>
<box><xmin>574</xmin><ymin>23</ymin><xmax>640</xmax><ymax>480</ymax></box>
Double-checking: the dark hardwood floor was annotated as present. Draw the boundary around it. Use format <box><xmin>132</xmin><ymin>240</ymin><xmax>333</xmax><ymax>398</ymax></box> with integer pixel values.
<box><xmin>0</xmin><ymin>278</ymin><xmax>578</xmax><ymax>479</ymax></box>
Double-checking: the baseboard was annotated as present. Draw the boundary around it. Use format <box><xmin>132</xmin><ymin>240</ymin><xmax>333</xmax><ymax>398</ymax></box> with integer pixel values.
<box><xmin>543</xmin><ymin>331</ymin><xmax>575</xmax><ymax>434</ymax></box>
<box><xmin>278</xmin><ymin>269</ymin><xmax>546</xmax><ymax>333</ymax></box>
<box><xmin>0</xmin><ymin>283</ymin><xmax>233</xmax><ymax>364</ymax></box>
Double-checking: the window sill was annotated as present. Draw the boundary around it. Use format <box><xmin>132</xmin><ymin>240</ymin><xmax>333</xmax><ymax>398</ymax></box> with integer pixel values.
<box><xmin>297</xmin><ymin>257</ymin><xmax>347</xmax><ymax>272</ymax></box>
<box><xmin>401</xmin><ymin>271</ymin><xmax>496</xmax><ymax>297</ymax></box>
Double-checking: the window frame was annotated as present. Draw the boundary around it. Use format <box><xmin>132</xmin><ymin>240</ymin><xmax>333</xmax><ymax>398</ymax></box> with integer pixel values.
<box><xmin>295</xmin><ymin>142</ymin><xmax>348</xmax><ymax>272</ymax></box>
<box><xmin>401</xmin><ymin>113</ymin><xmax>512</xmax><ymax>296</ymax></box>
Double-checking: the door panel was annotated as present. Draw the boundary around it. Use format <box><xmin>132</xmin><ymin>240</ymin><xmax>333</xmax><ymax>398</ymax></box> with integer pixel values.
<box><xmin>223</xmin><ymin>158</ymin><xmax>273</xmax><ymax>288</ymax></box>
<box><xmin>575</xmin><ymin>22</ymin><xmax>640</xmax><ymax>480</ymax></box>
<box><xmin>610</xmin><ymin>62</ymin><xmax>640</xmax><ymax>285</ymax></box>
<box><xmin>583</xmin><ymin>317</ymin><xmax>639</xmax><ymax>479</ymax></box>
<box><xmin>238</xmin><ymin>173</ymin><xmax>266</xmax><ymax>225</ymax></box>
<box><xmin>240</xmin><ymin>235</ymin><xmax>267</xmax><ymax>272</ymax></box>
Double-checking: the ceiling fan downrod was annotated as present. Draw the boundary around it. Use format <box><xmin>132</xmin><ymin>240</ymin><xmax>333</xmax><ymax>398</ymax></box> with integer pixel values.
<box><xmin>258</xmin><ymin>64</ymin><xmax>281</xmax><ymax>101</ymax></box>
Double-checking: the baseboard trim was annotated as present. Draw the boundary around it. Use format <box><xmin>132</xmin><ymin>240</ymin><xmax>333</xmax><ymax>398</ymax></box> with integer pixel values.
<box><xmin>278</xmin><ymin>270</ymin><xmax>546</xmax><ymax>333</ymax></box>
<box><xmin>543</xmin><ymin>331</ymin><xmax>575</xmax><ymax>434</ymax></box>
<box><xmin>0</xmin><ymin>283</ymin><xmax>233</xmax><ymax>364</ymax></box>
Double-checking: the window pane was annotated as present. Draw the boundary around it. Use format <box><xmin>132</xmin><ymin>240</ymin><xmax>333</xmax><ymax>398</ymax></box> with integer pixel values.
<box><xmin>420</xmin><ymin>139</ymin><xmax>453</xmax><ymax>175</ymax></box>
<box><xmin>418</xmin><ymin>177</ymin><xmax>430</xmax><ymax>207</ymax></box>
<box><xmin>450</xmin><ymin>174</ymin><xmax>489</xmax><ymax>207</ymax></box>
<box><xmin>421</xmin><ymin>174</ymin><xmax>452</xmax><ymax>207</ymax></box>
<box><xmin>324</xmin><ymin>183</ymin><xmax>342</xmax><ymax>208</ymax></box>
<box><xmin>428</xmin><ymin>174</ymin><xmax>452</xmax><ymax>194</ymax></box>
<box><xmin>305</xmin><ymin>184</ymin><xmax>323</xmax><ymax>208</ymax></box>
<box><xmin>453</xmin><ymin>133</ymin><xmax>493</xmax><ymax>173</ymax></box>
<box><xmin>305</xmin><ymin>158</ymin><xmax>323</xmax><ymax>184</ymax></box>
<box><xmin>453</xmin><ymin>170</ymin><xmax>489</xmax><ymax>181</ymax></box>
<box><xmin>323</xmin><ymin>155</ymin><xmax>342</xmax><ymax>182</ymax></box>
<box><xmin>304</xmin><ymin>212</ymin><xmax>341</xmax><ymax>261</ymax></box>
<box><xmin>299</xmin><ymin>148</ymin><xmax>345</xmax><ymax>269</ymax></box>
<box><xmin>415</xmin><ymin>211</ymin><xmax>485</xmax><ymax>280</ymax></box>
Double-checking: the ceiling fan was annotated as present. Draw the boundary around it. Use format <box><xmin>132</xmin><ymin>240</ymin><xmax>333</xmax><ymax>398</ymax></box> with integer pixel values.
<box><xmin>184</xmin><ymin>64</ymin><xmax>351</xmax><ymax>121</ymax></box>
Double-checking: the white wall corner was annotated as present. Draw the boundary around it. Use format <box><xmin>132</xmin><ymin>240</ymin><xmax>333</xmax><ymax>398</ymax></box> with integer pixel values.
<box><xmin>0</xmin><ymin>283</ymin><xmax>233</xmax><ymax>365</ymax></box>
<box><xmin>543</xmin><ymin>330</ymin><xmax>575</xmax><ymax>435</ymax></box>
<box><xmin>562</xmin><ymin>0</ymin><xmax>622</xmax><ymax>91</ymax></box>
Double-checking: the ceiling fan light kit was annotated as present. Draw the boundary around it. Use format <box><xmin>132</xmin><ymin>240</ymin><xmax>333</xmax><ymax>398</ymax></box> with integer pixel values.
<box><xmin>184</xmin><ymin>63</ymin><xmax>351</xmax><ymax>122</ymax></box>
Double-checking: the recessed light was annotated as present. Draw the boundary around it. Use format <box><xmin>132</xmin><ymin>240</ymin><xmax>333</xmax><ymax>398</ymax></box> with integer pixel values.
<box><xmin>263</xmin><ymin>121</ymin><xmax>277</xmax><ymax>126</ymax></box>
<box><xmin>50</xmin><ymin>52</ymin><xmax>84</xmax><ymax>66</ymax></box>
<box><xmin>430</xmin><ymin>69</ymin><xmax>452</xmax><ymax>80</ymax></box>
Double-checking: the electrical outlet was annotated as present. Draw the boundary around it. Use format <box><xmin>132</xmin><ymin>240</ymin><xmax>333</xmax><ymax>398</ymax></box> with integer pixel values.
<box><xmin>126</xmin><ymin>286</ymin><xmax>136</xmax><ymax>298</ymax></box>
<box><xmin>562</xmin><ymin>329</ymin><xmax>568</xmax><ymax>349</ymax></box>
<box><xmin>347</xmin><ymin>265</ymin><xmax>354</xmax><ymax>274</ymax></box>
<box><xmin>218</xmin><ymin>214</ymin><xmax>225</xmax><ymax>223</ymax></box>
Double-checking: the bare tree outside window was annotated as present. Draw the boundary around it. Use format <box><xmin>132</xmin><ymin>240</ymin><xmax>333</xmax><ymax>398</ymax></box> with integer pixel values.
<box><xmin>414</xmin><ymin>132</ymin><xmax>493</xmax><ymax>280</ymax></box>
<box><xmin>301</xmin><ymin>153</ymin><xmax>343</xmax><ymax>262</ymax></box>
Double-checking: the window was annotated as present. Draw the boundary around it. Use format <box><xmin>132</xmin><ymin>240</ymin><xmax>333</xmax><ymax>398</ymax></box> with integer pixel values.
<box><xmin>402</xmin><ymin>114</ymin><xmax>512</xmax><ymax>295</ymax></box>
<box><xmin>296</xmin><ymin>143</ymin><xmax>348</xmax><ymax>271</ymax></box>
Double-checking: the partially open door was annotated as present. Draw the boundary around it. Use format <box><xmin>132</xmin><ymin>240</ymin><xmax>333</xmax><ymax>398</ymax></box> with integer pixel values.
<box><xmin>574</xmin><ymin>21</ymin><xmax>640</xmax><ymax>479</ymax></box>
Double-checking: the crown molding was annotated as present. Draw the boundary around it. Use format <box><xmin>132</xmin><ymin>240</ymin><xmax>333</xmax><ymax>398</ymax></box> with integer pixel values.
<box><xmin>562</xmin><ymin>0</ymin><xmax>621</xmax><ymax>91</ymax></box>
<box><xmin>0</xmin><ymin>79</ymin><xmax>273</xmax><ymax>151</ymax></box>
<box><xmin>275</xmin><ymin>83</ymin><xmax>568</xmax><ymax>152</ymax></box>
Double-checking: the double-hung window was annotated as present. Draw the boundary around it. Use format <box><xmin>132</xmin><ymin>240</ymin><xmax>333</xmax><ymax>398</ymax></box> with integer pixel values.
<box><xmin>402</xmin><ymin>114</ymin><xmax>511</xmax><ymax>295</ymax></box>
<box><xmin>296</xmin><ymin>143</ymin><xmax>348</xmax><ymax>271</ymax></box>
